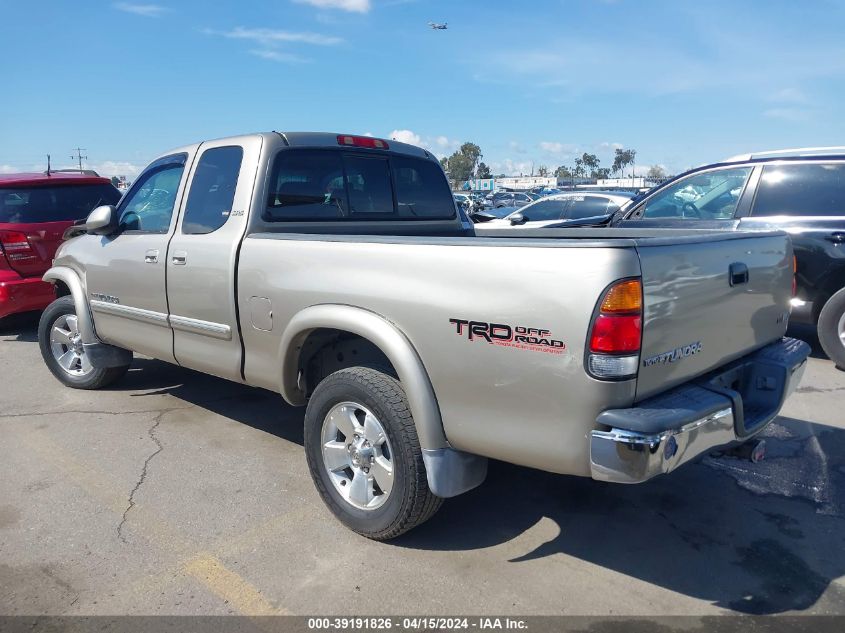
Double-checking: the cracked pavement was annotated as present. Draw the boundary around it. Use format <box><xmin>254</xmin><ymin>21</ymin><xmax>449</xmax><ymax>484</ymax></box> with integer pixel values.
<box><xmin>1</xmin><ymin>317</ymin><xmax>844</xmax><ymax>616</ymax></box>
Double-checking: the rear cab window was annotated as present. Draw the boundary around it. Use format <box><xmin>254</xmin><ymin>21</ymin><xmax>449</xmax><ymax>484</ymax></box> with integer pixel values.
<box><xmin>752</xmin><ymin>163</ymin><xmax>845</xmax><ymax>217</ymax></box>
<box><xmin>264</xmin><ymin>149</ymin><xmax>455</xmax><ymax>222</ymax></box>
<box><xmin>0</xmin><ymin>183</ymin><xmax>120</xmax><ymax>224</ymax></box>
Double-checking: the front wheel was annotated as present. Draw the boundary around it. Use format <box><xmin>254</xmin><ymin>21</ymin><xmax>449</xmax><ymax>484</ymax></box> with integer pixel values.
<box><xmin>304</xmin><ymin>366</ymin><xmax>442</xmax><ymax>540</ymax></box>
<box><xmin>38</xmin><ymin>296</ymin><xmax>131</xmax><ymax>389</ymax></box>
<box><xmin>818</xmin><ymin>287</ymin><xmax>845</xmax><ymax>369</ymax></box>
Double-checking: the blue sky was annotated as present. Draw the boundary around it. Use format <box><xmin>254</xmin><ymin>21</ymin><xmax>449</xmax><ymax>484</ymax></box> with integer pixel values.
<box><xmin>1</xmin><ymin>0</ymin><xmax>844</xmax><ymax>178</ymax></box>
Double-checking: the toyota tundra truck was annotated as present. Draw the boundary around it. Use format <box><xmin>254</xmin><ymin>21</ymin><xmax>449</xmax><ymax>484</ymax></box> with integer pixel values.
<box><xmin>37</xmin><ymin>132</ymin><xmax>810</xmax><ymax>540</ymax></box>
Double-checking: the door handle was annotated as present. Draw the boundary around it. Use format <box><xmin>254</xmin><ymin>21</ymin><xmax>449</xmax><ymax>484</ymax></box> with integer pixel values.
<box><xmin>171</xmin><ymin>251</ymin><xmax>187</xmax><ymax>265</ymax></box>
<box><xmin>826</xmin><ymin>232</ymin><xmax>845</xmax><ymax>244</ymax></box>
<box><xmin>729</xmin><ymin>262</ymin><xmax>749</xmax><ymax>286</ymax></box>
<box><xmin>144</xmin><ymin>249</ymin><xmax>159</xmax><ymax>264</ymax></box>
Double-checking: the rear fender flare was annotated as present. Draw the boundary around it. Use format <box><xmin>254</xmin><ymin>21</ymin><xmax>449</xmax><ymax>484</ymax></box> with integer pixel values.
<box><xmin>278</xmin><ymin>304</ymin><xmax>448</xmax><ymax>451</ymax></box>
<box><xmin>42</xmin><ymin>267</ymin><xmax>98</xmax><ymax>345</ymax></box>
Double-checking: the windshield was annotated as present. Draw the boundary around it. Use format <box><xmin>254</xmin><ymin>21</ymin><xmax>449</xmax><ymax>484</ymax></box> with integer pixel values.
<box><xmin>638</xmin><ymin>167</ymin><xmax>752</xmax><ymax>219</ymax></box>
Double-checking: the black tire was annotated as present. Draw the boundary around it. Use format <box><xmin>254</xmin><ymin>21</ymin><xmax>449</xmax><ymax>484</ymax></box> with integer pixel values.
<box><xmin>304</xmin><ymin>366</ymin><xmax>442</xmax><ymax>540</ymax></box>
<box><xmin>38</xmin><ymin>296</ymin><xmax>131</xmax><ymax>389</ymax></box>
<box><xmin>818</xmin><ymin>287</ymin><xmax>845</xmax><ymax>369</ymax></box>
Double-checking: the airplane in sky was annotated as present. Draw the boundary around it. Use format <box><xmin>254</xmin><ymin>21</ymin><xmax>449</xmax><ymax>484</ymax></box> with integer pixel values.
<box><xmin>428</xmin><ymin>22</ymin><xmax>447</xmax><ymax>30</ymax></box>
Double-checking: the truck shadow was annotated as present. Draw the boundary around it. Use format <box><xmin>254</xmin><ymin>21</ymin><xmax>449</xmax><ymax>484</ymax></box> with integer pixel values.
<box><xmin>398</xmin><ymin>415</ymin><xmax>845</xmax><ymax>615</ymax></box>
<box><xmin>118</xmin><ymin>357</ymin><xmax>845</xmax><ymax>615</ymax></box>
<box><xmin>6</xmin><ymin>319</ymin><xmax>842</xmax><ymax>615</ymax></box>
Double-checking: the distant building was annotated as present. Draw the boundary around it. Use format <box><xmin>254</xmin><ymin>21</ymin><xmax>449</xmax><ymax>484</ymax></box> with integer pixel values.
<box><xmin>596</xmin><ymin>177</ymin><xmax>656</xmax><ymax>188</ymax></box>
<box><xmin>494</xmin><ymin>176</ymin><xmax>557</xmax><ymax>190</ymax></box>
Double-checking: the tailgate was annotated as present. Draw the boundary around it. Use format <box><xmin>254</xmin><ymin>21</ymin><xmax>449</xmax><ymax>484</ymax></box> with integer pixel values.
<box><xmin>636</xmin><ymin>231</ymin><xmax>792</xmax><ymax>400</ymax></box>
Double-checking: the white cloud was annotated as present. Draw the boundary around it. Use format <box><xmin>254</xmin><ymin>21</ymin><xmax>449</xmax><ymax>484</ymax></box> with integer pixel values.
<box><xmin>390</xmin><ymin>129</ymin><xmax>423</xmax><ymax>146</ymax></box>
<box><xmin>538</xmin><ymin>141</ymin><xmax>578</xmax><ymax>155</ymax></box>
<box><xmin>389</xmin><ymin>130</ymin><xmax>457</xmax><ymax>157</ymax></box>
<box><xmin>598</xmin><ymin>141</ymin><xmax>624</xmax><ymax>151</ymax></box>
<box><xmin>207</xmin><ymin>27</ymin><xmax>342</xmax><ymax>46</ymax></box>
<box><xmin>249</xmin><ymin>49</ymin><xmax>310</xmax><ymax>64</ymax></box>
<box><xmin>763</xmin><ymin>108</ymin><xmax>810</xmax><ymax>122</ymax></box>
<box><xmin>508</xmin><ymin>141</ymin><xmax>527</xmax><ymax>154</ymax></box>
<box><xmin>87</xmin><ymin>161</ymin><xmax>145</xmax><ymax>179</ymax></box>
<box><xmin>489</xmin><ymin>159</ymin><xmax>534</xmax><ymax>177</ymax></box>
<box><xmin>294</xmin><ymin>0</ymin><xmax>371</xmax><ymax>12</ymax></box>
<box><xmin>113</xmin><ymin>3</ymin><xmax>169</xmax><ymax>17</ymax></box>
<box><xmin>768</xmin><ymin>87</ymin><xmax>809</xmax><ymax>104</ymax></box>
<box><xmin>0</xmin><ymin>164</ymin><xmax>17</xmax><ymax>174</ymax></box>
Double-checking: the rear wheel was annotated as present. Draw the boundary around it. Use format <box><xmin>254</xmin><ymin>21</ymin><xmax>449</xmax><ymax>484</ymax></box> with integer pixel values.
<box><xmin>818</xmin><ymin>287</ymin><xmax>845</xmax><ymax>369</ymax></box>
<box><xmin>304</xmin><ymin>366</ymin><xmax>442</xmax><ymax>540</ymax></box>
<box><xmin>38</xmin><ymin>296</ymin><xmax>131</xmax><ymax>389</ymax></box>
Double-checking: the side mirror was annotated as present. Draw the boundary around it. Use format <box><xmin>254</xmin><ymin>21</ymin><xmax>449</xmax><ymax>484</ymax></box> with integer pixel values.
<box><xmin>85</xmin><ymin>205</ymin><xmax>119</xmax><ymax>235</ymax></box>
<box><xmin>509</xmin><ymin>212</ymin><xmax>526</xmax><ymax>225</ymax></box>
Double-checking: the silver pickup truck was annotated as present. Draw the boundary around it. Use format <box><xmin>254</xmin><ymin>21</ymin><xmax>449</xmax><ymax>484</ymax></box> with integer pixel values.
<box><xmin>37</xmin><ymin>132</ymin><xmax>810</xmax><ymax>540</ymax></box>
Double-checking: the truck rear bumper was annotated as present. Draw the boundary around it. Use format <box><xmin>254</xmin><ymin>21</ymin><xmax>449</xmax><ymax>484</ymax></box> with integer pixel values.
<box><xmin>589</xmin><ymin>337</ymin><xmax>810</xmax><ymax>484</ymax></box>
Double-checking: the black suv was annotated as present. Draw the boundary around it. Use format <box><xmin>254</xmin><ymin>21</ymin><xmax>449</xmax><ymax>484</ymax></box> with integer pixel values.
<box><xmin>614</xmin><ymin>148</ymin><xmax>845</xmax><ymax>367</ymax></box>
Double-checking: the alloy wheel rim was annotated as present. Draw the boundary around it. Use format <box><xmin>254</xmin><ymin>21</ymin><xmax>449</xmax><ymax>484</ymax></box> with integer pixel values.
<box><xmin>49</xmin><ymin>314</ymin><xmax>94</xmax><ymax>377</ymax></box>
<box><xmin>320</xmin><ymin>401</ymin><xmax>394</xmax><ymax>511</ymax></box>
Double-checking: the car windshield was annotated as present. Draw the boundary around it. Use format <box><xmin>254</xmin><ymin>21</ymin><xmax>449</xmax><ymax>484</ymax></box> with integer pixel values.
<box><xmin>0</xmin><ymin>183</ymin><xmax>121</xmax><ymax>223</ymax></box>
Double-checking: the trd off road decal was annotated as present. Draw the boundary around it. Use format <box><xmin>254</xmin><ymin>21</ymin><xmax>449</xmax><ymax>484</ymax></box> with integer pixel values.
<box><xmin>642</xmin><ymin>341</ymin><xmax>703</xmax><ymax>367</ymax></box>
<box><xmin>449</xmin><ymin>319</ymin><xmax>566</xmax><ymax>355</ymax></box>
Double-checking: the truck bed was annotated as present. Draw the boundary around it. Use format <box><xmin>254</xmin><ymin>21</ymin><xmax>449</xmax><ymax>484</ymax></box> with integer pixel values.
<box><xmin>238</xmin><ymin>227</ymin><xmax>792</xmax><ymax>476</ymax></box>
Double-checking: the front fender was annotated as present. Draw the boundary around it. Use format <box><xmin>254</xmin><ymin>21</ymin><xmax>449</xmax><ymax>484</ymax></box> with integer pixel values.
<box><xmin>42</xmin><ymin>266</ymin><xmax>98</xmax><ymax>345</ymax></box>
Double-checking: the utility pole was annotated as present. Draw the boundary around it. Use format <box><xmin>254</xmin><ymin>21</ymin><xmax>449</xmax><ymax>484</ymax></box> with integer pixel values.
<box><xmin>70</xmin><ymin>147</ymin><xmax>88</xmax><ymax>171</ymax></box>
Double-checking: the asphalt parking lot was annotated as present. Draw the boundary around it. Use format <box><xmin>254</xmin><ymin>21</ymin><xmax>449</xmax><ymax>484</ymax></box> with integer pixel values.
<box><xmin>1</xmin><ymin>317</ymin><xmax>844</xmax><ymax>616</ymax></box>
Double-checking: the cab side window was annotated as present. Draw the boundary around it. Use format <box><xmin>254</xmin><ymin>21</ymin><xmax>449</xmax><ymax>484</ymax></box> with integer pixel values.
<box><xmin>521</xmin><ymin>199</ymin><xmax>568</xmax><ymax>221</ymax></box>
<box><xmin>118</xmin><ymin>155</ymin><xmax>186</xmax><ymax>233</ymax></box>
<box><xmin>567</xmin><ymin>196</ymin><xmax>615</xmax><ymax>220</ymax></box>
<box><xmin>182</xmin><ymin>146</ymin><xmax>244</xmax><ymax>234</ymax></box>
<box><xmin>637</xmin><ymin>167</ymin><xmax>752</xmax><ymax>220</ymax></box>
<box><xmin>752</xmin><ymin>164</ymin><xmax>845</xmax><ymax>217</ymax></box>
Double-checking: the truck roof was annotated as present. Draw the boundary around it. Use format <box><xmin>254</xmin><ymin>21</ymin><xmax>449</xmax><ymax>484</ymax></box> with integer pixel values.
<box><xmin>155</xmin><ymin>132</ymin><xmax>433</xmax><ymax>164</ymax></box>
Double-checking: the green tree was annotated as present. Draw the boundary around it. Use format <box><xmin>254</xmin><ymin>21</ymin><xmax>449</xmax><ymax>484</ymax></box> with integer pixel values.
<box><xmin>612</xmin><ymin>148</ymin><xmax>637</xmax><ymax>177</ymax></box>
<box><xmin>443</xmin><ymin>142</ymin><xmax>483</xmax><ymax>182</ymax></box>
<box><xmin>110</xmin><ymin>176</ymin><xmax>120</xmax><ymax>187</ymax></box>
<box><xmin>595</xmin><ymin>167</ymin><xmax>611</xmax><ymax>180</ymax></box>
<box><xmin>580</xmin><ymin>153</ymin><xmax>600</xmax><ymax>178</ymax></box>
<box><xmin>537</xmin><ymin>164</ymin><xmax>549</xmax><ymax>177</ymax></box>
<box><xmin>554</xmin><ymin>165</ymin><xmax>572</xmax><ymax>178</ymax></box>
<box><xmin>573</xmin><ymin>157</ymin><xmax>586</xmax><ymax>179</ymax></box>
<box><xmin>476</xmin><ymin>162</ymin><xmax>492</xmax><ymax>179</ymax></box>
<box><xmin>647</xmin><ymin>165</ymin><xmax>667</xmax><ymax>179</ymax></box>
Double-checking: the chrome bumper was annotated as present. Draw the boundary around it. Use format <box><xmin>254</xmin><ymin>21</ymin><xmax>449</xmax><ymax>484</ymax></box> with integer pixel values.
<box><xmin>590</xmin><ymin>337</ymin><xmax>809</xmax><ymax>484</ymax></box>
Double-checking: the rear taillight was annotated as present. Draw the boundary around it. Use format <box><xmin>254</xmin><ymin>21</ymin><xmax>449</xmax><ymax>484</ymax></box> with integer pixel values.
<box><xmin>0</xmin><ymin>231</ymin><xmax>37</xmax><ymax>263</ymax></box>
<box><xmin>587</xmin><ymin>278</ymin><xmax>642</xmax><ymax>380</ymax></box>
<box><xmin>337</xmin><ymin>134</ymin><xmax>389</xmax><ymax>149</ymax></box>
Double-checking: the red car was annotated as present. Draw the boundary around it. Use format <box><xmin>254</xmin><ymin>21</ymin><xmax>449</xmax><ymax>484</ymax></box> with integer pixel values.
<box><xmin>0</xmin><ymin>172</ymin><xmax>121</xmax><ymax>320</ymax></box>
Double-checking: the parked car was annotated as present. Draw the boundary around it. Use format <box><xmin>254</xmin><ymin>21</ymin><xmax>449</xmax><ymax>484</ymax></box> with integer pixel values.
<box><xmin>479</xmin><ymin>191</ymin><xmax>636</xmax><ymax>229</ymax></box>
<box><xmin>38</xmin><ymin>131</ymin><xmax>808</xmax><ymax>540</ymax></box>
<box><xmin>453</xmin><ymin>192</ymin><xmax>471</xmax><ymax>212</ymax></box>
<box><xmin>613</xmin><ymin>147</ymin><xmax>845</xmax><ymax>368</ymax></box>
<box><xmin>489</xmin><ymin>191</ymin><xmax>538</xmax><ymax>208</ymax></box>
<box><xmin>468</xmin><ymin>206</ymin><xmax>517</xmax><ymax>223</ymax></box>
<box><xmin>0</xmin><ymin>172</ymin><xmax>121</xmax><ymax>320</ymax></box>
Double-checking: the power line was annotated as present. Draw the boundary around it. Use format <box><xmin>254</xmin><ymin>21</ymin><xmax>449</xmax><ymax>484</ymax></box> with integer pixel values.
<box><xmin>70</xmin><ymin>147</ymin><xmax>88</xmax><ymax>170</ymax></box>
